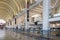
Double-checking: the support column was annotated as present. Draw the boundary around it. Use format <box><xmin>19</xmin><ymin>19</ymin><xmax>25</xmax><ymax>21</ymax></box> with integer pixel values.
<box><xmin>9</xmin><ymin>19</ymin><xmax>12</xmax><ymax>28</ymax></box>
<box><xmin>42</xmin><ymin>0</ymin><xmax>51</xmax><ymax>37</ymax></box>
<box><xmin>8</xmin><ymin>21</ymin><xmax>10</xmax><ymax>28</ymax></box>
<box><xmin>15</xmin><ymin>18</ymin><xmax>17</xmax><ymax>24</ymax></box>
<box><xmin>8</xmin><ymin>21</ymin><xmax>9</xmax><ymax>26</ymax></box>
<box><xmin>25</xmin><ymin>0</ymin><xmax>30</xmax><ymax>30</ymax></box>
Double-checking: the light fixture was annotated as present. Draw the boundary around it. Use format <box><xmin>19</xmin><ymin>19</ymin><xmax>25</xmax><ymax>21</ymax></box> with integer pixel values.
<box><xmin>52</xmin><ymin>24</ymin><xmax>55</xmax><ymax>27</ymax></box>
<box><xmin>32</xmin><ymin>14</ymin><xmax>39</xmax><ymax>17</ymax></box>
<box><xmin>0</xmin><ymin>19</ymin><xmax>6</xmax><ymax>25</ymax></box>
<box><xmin>54</xmin><ymin>13</ymin><xmax>60</xmax><ymax>17</ymax></box>
<box><xmin>56</xmin><ymin>23</ymin><xmax>60</xmax><ymax>26</ymax></box>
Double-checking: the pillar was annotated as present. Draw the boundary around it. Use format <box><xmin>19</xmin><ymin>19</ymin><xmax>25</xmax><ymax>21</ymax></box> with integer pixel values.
<box><xmin>42</xmin><ymin>0</ymin><xmax>51</xmax><ymax>37</ymax></box>
<box><xmin>15</xmin><ymin>18</ymin><xmax>17</xmax><ymax>24</ymax></box>
<box><xmin>25</xmin><ymin>0</ymin><xmax>30</xmax><ymax>29</ymax></box>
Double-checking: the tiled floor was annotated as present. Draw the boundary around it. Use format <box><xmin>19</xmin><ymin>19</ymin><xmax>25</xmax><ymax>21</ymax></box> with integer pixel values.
<box><xmin>0</xmin><ymin>29</ymin><xmax>60</xmax><ymax>40</ymax></box>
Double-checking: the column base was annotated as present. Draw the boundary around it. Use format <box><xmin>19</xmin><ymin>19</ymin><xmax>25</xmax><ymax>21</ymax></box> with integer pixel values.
<box><xmin>42</xmin><ymin>30</ymin><xmax>51</xmax><ymax>37</ymax></box>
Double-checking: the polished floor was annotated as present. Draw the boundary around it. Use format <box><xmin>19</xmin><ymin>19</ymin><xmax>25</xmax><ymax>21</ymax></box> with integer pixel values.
<box><xmin>0</xmin><ymin>29</ymin><xmax>60</xmax><ymax>40</ymax></box>
<box><xmin>0</xmin><ymin>29</ymin><xmax>38</xmax><ymax>40</ymax></box>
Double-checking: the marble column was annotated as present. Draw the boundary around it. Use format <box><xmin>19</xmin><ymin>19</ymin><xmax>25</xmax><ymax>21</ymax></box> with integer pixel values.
<box><xmin>42</xmin><ymin>0</ymin><xmax>51</xmax><ymax>37</ymax></box>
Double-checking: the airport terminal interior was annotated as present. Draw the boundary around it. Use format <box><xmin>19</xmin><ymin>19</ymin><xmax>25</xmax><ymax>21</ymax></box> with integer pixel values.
<box><xmin>0</xmin><ymin>0</ymin><xmax>60</xmax><ymax>40</ymax></box>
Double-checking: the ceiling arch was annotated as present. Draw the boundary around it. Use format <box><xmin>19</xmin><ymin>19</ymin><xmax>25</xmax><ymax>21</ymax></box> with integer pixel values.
<box><xmin>12</xmin><ymin>0</ymin><xmax>20</xmax><ymax>11</ymax></box>
<box><xmin>0</xmin><ymin>0</ymin><xmax>19</xmax><ymax>12</ymax></box>
<box><xmin>0</xmin><ymin>0</ymin><xmax>27</xmax><ymax>22</ymax></box>
<box><xmin>0</xmin><ymin>9</ymin><xmax>12</xmax><ymax>17</ymax></box>
<box><xmin>0</xmin><ymin>2</ymin><xmax>16</xmax><ymax>14</ymax></box>
<box><xmin>0</xmin><ymin>10</ymin><xmax>12</xmax><ymax>20</ymax></box>
<box><xmin>0</xmin><ymin>0</ymin><xmax>34</xmax><ymax>21</ymax></box>
<box><xmin>0</xmin><ymin>7</ymin><xmax>14</xmax><ymax>14</ymax></box>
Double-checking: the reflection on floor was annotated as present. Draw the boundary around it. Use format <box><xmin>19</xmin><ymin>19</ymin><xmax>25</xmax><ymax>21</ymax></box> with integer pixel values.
<box><xmin>0</xmin><ymin>29</ymin><xmax>60</xmax><ymax>40</ymax></box>
<box><xmin>0</xmin><ymin>29</ymin><xmax>37</xmax><ymax>40</ymax></box>
<box><xmin>0</xmin><ymin>29</ymin><xmax>5</xmax><ymax>40</ymax></box>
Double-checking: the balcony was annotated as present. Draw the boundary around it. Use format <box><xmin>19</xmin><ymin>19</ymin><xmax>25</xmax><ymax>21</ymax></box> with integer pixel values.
<box><xmin>49</xmin><ymin>13</ymin><xmax>60</xmax><ymax>22</ymax></box>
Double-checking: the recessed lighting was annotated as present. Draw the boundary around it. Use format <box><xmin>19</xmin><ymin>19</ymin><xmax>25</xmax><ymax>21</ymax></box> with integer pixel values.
<box><xmin>56</xmin><ymin>23</ymin><xmax>60</xmax><ymax>26</ymax></box>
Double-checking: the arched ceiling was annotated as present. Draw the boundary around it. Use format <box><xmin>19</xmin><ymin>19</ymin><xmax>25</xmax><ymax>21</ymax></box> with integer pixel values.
<box><xmin>1</xmin><ymin>0</ymin><xmax>59</xmax><ymax>22</ymax></box>
<box><xmin>0</xmin><ymin>0</ymin><xmax>35</xmax><ymax>22</ymax></box>
<box><xmin>0</xmin><ymin>0</ymin><xmax>27</xmax><ymax>21</ymax></box>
